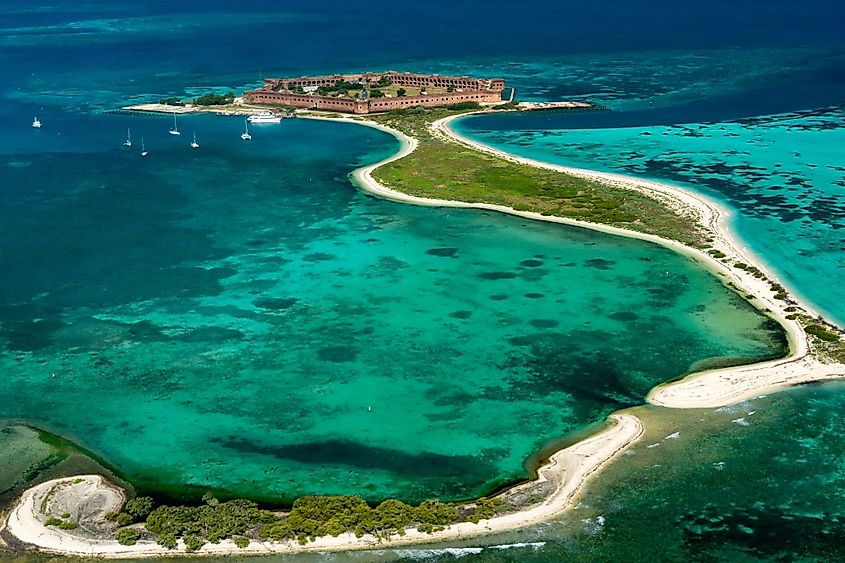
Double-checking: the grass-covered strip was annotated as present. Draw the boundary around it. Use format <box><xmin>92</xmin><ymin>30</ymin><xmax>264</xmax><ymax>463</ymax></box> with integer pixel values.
<box><xmin>368</xmin><ymin>108</ymin><xmax>704</xmax><ymax>246</ymax></box>
<box><xmin>112</xmin><ymin>494</ymin><xmax>505</xmax><ymax>552</ymax></box>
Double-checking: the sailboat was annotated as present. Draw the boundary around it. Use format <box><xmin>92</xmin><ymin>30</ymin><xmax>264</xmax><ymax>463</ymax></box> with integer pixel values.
<box><xmin>240</xmin><ymin>119</ymin><xmax>251</xmax><ymax>141</ymax></box>
<box><xmin>169</xmin><ymin>115</ymin><xmax>180</xmax><ymax>135</ymax></box>
<box><xmin>140</xmin><ymin>137</ymin><xmax>148</xmax><ymax>157</ymax></box>
<box><xmin>123</xmin><ymin>128</ymin><xmax>132</xmax><ymax>147</ymax></box>
<box><xmin>190</xmin><ymin>132</ymin><xmax>199</xmax><ymax>149</ymax></box>
<box><xmin>32</xmin><ymin>116</ymin><xmax>41</xmax><ymax>128</ymax></box>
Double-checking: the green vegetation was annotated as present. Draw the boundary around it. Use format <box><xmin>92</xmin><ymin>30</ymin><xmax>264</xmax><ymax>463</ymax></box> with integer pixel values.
<box><xmin>708</xmin><ymin>249</ymin><xmax>726</xmax><ymax>258</ymax></box>
<box><xmin>446</xmin><ymin>101</ymin><xmax>482</xmax><ymax>111</ymax></box>
<box><xmin>144</xmin><ymin>495</ymin><xmax>274</xmax><ymax>551</ymax></box>
<box><xmin>159</xmin><ymin>97</ymin><xmax>183</xmax><ymax>106</ymax></box>
<box><xmin>119</xmin><ymin>490</ymin><xmax>506</xmax><ymax>552</ymax></box>
<box><xmin>124</xmin><ymin>496</ymin><xmax>154</xmax><ymax>519</ymax></box>
<box><xmin>156</xmin><ymin>531</ymin><xmax>177</xmax><ymax>549</ymax></box>
<box><xmin>116</xmin><ymin>512</ymin><xmax>133</xmax><ymax>526</ymax></box>
<box><xmin>115</xmin><ymin>528</ymin><xmax>140</xmax><ymax>546</ymax></box>
<box><xmin>806</xmin><ymin>324</ymin><xmax>840</xmax><ymax>342</ymax></box>
<box><xmin>61</xmin><ymin>512</ymin><xmax>70</xmax><ymax>518</ymax></box>
<box><xmin>316</xmin><ymin>80</ymin><xmax>364</xmax><ymax>97</ymax></box>
<box><xmin>58</xmin><ymin>521</ymin><xmax>78</xmax><ymax>530</ymax></box>
<box><xmin>260</xmin><ymin>496</ymin><xmax>458</xmax><ymax>541</ymax></box>
<box><xmin>397</xmin><ymin>88</ymin><xmax>407</xmax><ymax>97</ymax></box>
<box><xmin>368</xmin><ymin>108</ymin><xmax>704</xmax><ymax>246</ymax></box>
<box><xmin>369</xmin><ymin>88</ymin><xmax>385</xmax><ymax>98</ymax></box>
<box><xmin>770</xmin><ymin>283</ymin><xmax>789</xmax><ymax>301</ymax></box>
<box><xmin>377</xmin><ymin>76</ymin><xmax>393</xmax><ymax>87</ymax></box>
<box><xmin>184</xmin><ymin>535</ymin><xmax>206</xmax><ymax>553</ymax></box>
<box><xmin>193</xmin><ymin>92</ymin><xmax>236</xmax><ymax>106</ymax></box>
<box><xmin>43</xmin><ymin>517</ymin><xmax>63</xmax><ymax>527</ymax></box>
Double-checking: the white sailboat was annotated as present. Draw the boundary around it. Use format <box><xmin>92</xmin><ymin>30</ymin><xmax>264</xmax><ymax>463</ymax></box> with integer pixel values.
<box><xmin>32</xmin><ymin>116</ymin><xmax>42</xmax><ymax>128</ymax></box>
<box><xmin>169</xmin><ymin>115</ymin><xmax>180</xmax><ymax>135</ymax></box>
<box><xmin>190</xmin><ymin>132</ymin><xmax>199</xmax><ymax>149</ymax></box>
<box><xmin>140</xmin><ymin>137</ymin><xmax>148</xmax><ymax>157</ymax></box>
<box><xmin>240</xmin><ymin>119</ymin><xmax>251</xmax><ymax>141</ymax></box>
<box><xmin>123</xmin><ymin>128</ymin><xmax>132</xmax><ymax>147</ymax></box>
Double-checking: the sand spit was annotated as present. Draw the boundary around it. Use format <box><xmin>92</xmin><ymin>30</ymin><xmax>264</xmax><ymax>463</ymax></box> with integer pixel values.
<box><xmin>2</xmin><ymin>415</ymin><xmax>642</xmax><ymax>557</ymax></box>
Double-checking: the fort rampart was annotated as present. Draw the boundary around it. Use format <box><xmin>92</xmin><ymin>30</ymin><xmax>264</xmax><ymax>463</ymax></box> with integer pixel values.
<box><xmin>243</xmin><ymin>71</ymin><xmax>505</xmax><ymax>114</ymax></box>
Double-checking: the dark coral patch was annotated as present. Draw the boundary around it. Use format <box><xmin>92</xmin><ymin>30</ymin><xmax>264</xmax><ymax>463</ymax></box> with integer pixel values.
<box><xmin>426</xmin><ymin>247</ymin><xmax>459</xmax><ymax>257</ymax></box>
<box><xmin>317</xmin><ymin>346</ymin><xmax>359</xmax><ymax>363</ymax></box>
<box><xmin>478</xmin><ymin>271</ymin><xmax>517</xmax><ymax>280</ymax></box>
<box><xmin>609</xmin><ymin>311</ymin><xmax>639</xmax><ymax>322</ymax></box>
<box><xmin>530</xmin><ymin>319</ymin><xmax>560</xmax><ymax>329</ymax></box>
<box><xmin>252</xmin><ymin>297</ymin><xmax>299</xmax><ymax>311</ymax></box>
<box><xmin>449</xmin><ymin>310</ymin><xmax>473</xmax><ymax>319</ymax></box>
<box><xmin>584</xmin><ymin>258</ymin><xmax>616</xmax><ymax>270</ymax></box>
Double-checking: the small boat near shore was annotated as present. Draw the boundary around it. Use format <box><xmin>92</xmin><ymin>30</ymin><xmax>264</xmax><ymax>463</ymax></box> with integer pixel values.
<box><xmin>247</xmin><ymin>111</ymin><xmax>282</xmax><ymax>124</ymax></box>
<box><xmin>241</xmin><ymin>119</ymin><xmax>251</xmax><ymax>141</ymax></box>
<box><xmin>123</xmin><ymin>128</ymin><xmax>132</xmax><ymax>147</ymax></box>
<box><xmin>190</xmin><ymin>132</ymin><xmax>199</xmax><ymax>149</ymax></box>
<box><xmin>140</xmin><ymin>137</ymin><xmax>148</xmax><ymax>157</ymax></box>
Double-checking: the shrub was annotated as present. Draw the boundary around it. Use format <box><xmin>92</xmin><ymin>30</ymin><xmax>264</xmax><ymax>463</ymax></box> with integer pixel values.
<box><xmin>193</xmin><ymin>92</ymin><xmax>235</xmax><ymax>106</ymax></box>
<box><xmin>61</xmin><ymin>512</ymin><xmax>70</xmax><ymax>518</ymax></box>
<box><xmin>156</xmin><ymin>531</ymin><xmax>177</xmax><ymax>550</ymax></box>
<box><xmin>125</xmin><ymin>496</ymin><xmax>154</xmax><ymax>519</ymax></box>
<box><xmin>116</xmin><ymin>512</ymin><xmax>133</xmax><ymax>526</ymax></box>
<box><xmin>233</xmin><ymin>535</ymin><xmax>250</xmax><ymax>548</ymax></box>
<box><xmin>806</xmin><ymin>324</ymin><xmax>839</xmax><ymax>342</ymax></box>
<box><xmin>445</xmin><ymin>102</ymin><xmax>482</xmax><ymax>111</ymax></box>
<box><xmin>115</xmin><ymin>528</ymin><xmax>140</xmax><ymax>546</ymax></box>
<box><xmin>58</xmin><ymin>521</ymin><xmax>78</xmax><ymax>530</ymax></box>
<box><xmin>44</xmin><ymin>517</ymin><xmax>63</xmax><ymax>527</ymax></box>
<box><xmin>184</xmin><ymin>534</ymin><xmax>206</xmax><ymax>553</ymax></box>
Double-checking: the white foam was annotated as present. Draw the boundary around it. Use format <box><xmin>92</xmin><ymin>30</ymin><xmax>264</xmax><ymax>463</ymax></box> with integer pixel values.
<box><xmin>392</xmin><ymin>547</ymin><xmax>484</xmax><ymax>559</ymax></box>
<box><xmin>488</xmin><ymin>541</ymin><xmax>546</xmax><ymax>550</ymax></box>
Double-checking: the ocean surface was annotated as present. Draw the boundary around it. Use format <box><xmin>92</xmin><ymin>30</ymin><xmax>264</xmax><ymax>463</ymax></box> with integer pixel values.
<box><xmin>1</xmin><ymin>0</ymin><xmax>844</xmax><ymax>560</ymax></box>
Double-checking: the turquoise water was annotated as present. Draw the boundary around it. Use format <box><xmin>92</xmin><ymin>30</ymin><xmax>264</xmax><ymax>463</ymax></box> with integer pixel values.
<box><xmin>455</xmin><ymin>106</ymin><xmax>845</xmax><ymax>326</ymax></box>
<box><xmin>1</xmin><ymin>1</ymin><xmax>843</xmax><ymax>560</ymax></box>
<box><xmin>0</xmin><ymin>113</ymin><xmax>785</xmax><ymax>503</ymax></box>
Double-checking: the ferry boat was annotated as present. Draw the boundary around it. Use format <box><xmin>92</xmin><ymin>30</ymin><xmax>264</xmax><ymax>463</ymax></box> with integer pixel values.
<box><xmin>32</xmin><ymin>116</ymin><xmax>41</xmax><ymax>128</ymax></box>
<box><xmin>247</xmin><ymin>111</ymin><xmax>282</xmax><ymax>124</ymax></box>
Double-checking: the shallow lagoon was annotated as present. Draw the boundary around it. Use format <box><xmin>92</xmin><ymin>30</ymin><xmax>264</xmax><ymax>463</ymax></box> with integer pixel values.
<box><xmin>455</xmin><ymin>106</ymin><xmax>845</xmax><ymax>326</ymax></box>
<box><xmin>0</xmin><ymin>114</ymin><xmax>785</xmax><ymax>503</ymax></box>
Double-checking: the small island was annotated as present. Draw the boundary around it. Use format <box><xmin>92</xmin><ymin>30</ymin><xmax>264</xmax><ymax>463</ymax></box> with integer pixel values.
<box><xmin>4</xmin><ymin>71</ymin><xmax>844</xmax><ymax>557</ymax></box>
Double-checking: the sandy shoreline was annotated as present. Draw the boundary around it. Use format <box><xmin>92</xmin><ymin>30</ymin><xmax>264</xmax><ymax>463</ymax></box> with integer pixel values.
<box><xmin>2</xmin><ymin>415</ymin><xmax>642</xmax><ymax>558</ymax></box>
<box><xmin>3</xmin><ymin>108</ymin><xmax>842</xmax><ymax>557</ymax></box>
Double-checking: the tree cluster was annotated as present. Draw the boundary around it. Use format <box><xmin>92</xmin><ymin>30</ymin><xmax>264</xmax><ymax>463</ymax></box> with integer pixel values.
<box><xmin>259</xmin><ymin>496</ymin><xmax>458</xmax><ymax>542</ymax></box>
<box><xmin>192</xmin><ymin>92</ymin><xmax>236</xmax><ymax>106</ymax></box>
<box><xmin>316</xmin><ymin>80</ymin><xmax>364</xmax><ymax>96</ymax></box>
